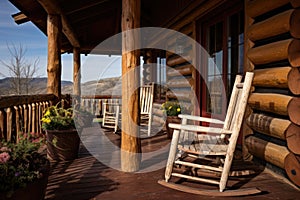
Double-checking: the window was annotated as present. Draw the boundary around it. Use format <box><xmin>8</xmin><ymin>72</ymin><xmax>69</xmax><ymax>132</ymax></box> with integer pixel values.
<box><xmin>155</xmin><ymin>56</ymin><xmax>167</xmax><ymax>102</ymax></box>
<box><xmin>198</xmin><ymin>4</ymin><xmax>244</xmax><ymax>119</ymax></box>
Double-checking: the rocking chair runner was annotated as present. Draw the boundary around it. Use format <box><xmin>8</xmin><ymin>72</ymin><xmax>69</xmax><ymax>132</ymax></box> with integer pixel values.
<box><xmin>159</xmin><ymin>72</ymin><xmax>261</xmax><ymax>196</ymax></box>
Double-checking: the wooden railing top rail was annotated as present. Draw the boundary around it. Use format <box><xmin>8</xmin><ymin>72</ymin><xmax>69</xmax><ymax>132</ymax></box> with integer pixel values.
<box><xmin>81</xmin><ymin>95</ymin><xmax>122</xmax><ymax>99</ymax></box>
<box><xmin>0</xmin><ymin>94</ymin><xmax>58</xmax><ymax>109</ymax></box>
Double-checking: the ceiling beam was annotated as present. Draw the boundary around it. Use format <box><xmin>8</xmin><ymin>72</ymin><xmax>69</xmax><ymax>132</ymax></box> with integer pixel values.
<box><xmin>37</xmin><ymin>0</ymin><xmax>80</xmax><ymax>48</ymax></box>
<box><xmin>12</xmin><ymin>12</ymin><xmax>29</xmax><ymax>24</ymax></box>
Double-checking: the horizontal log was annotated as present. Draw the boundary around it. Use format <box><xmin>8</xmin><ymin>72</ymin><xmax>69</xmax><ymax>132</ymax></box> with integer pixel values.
<box><xmin>167</xmin><ymin>90</ymin><xmax>193</xmax><ymax>101</ymax></box>
<box><xmin>286</xmin><ymin>123</ymin><xmax>300</xmax><ymax>154</ymax></box>
<box><xmin>167</xmin><ymin>77</ymin><xmax>194</xmax><ymax>88</ymax></box>
<box><xmin>248</xmin><ymin>93</ymin><xmax>292</xmax><ymax>116</ymax></box>
<box><xmin>246</xmin><ymin>113</ymin><xmax>291</xmax><ymax>140</ymax></box>
<box><xmin>284</xmin><ymin>153</ymin><xmax>300</xmax><ymax>187</ymax></box>
<box><xmin>248</xmin><ymin>9</ymin><xmax>300</xmax><ymax>41</ymax></box>
<box><xmin>167</xmin><ymin>55</ymin><xmax>191</xmax><ymax>66</ymax></box>
<box><xmin>247</xmin><ymin>39</ymin><xmax>300</xmax><ymax>67</ymax></box>
<box><xmin>288</xmin><ymin>97</ymin><xmax>300</xmax><ymax>126</ymax></box>
<box><xmin>167</xmin><ymin>64</ymin><xmax>193</xmax><ymax>77</ymax></box>
<box><xmin>287</xmin><ymin>67</ymin><xmax>300</xmax><ymax>95</ymax></box>
<box><xmin>0</xmin><ymin>94</ymin><xmax>57</xmax><ymax>109</ymax></box>
<box><xmin>245</xmin><ymin>136</ymin><xmax>289</xmax><ymax>169</ymax></box>
<box><xmin>253</xmin><ymin>66</ymin><xmax>291</xmax><ymax>88</ymax></box>
<box><xmin>246</xmin><ymin>0</ymin><xmax>290</xmax><ymax>18</ymax></box>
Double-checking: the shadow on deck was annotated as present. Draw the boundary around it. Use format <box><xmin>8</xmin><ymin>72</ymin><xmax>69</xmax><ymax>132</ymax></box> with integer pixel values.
<box><xmin>45</xmin><ymin>126</ymin><xmax>300</xmax><ymax>200</ymax></box>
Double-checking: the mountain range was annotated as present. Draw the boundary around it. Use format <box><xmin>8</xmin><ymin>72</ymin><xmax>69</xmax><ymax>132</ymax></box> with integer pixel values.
<box><xmin>0</xmin><ymin>77</ymin><xmax>121</xmax><ymax>96</ymax></box>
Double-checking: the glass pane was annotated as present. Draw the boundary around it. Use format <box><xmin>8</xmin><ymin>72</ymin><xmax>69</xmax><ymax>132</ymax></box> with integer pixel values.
<box><xmin>227</xmin><ymin>11</ymin><xmax>244</xmax><ymax>99</ymax></box>
<box><xmin>206</xmin><ymin>21</ymin><xmax>223</xmax><ymax>114</ymax></box>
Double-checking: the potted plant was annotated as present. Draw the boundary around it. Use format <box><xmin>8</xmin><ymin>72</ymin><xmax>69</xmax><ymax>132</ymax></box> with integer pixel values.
<box><xmin>41</xmin><ymin>103</ymin><xmax>80</xmax><ymax>161</ymax></box>
<box><xmin>0</xmin><ymin>133</ymin><xmax>49</xmax><ymax>200</ymax></box>
<box><xmin>161</xmin><ymin>101</ymin><xmax>182</xmax><ymax>139</ymax></box>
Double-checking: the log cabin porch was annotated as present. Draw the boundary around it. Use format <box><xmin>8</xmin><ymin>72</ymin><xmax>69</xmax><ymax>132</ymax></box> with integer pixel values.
<box><xmin>3</xmin><ymin>0</ymin><xmax>300</xmax><ymax>198</ymax></box>
<box><xmin>44</xmin><ymin>126</ymin><xmax>300</xmax><ymax>200</ymax></box>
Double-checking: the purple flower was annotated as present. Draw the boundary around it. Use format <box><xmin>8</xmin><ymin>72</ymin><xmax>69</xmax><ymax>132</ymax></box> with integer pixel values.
<box><xmin>15</xmin><ymin>172</ymin><xmax>20</xmax><ymax>177</ymax></box>
<box><xmin>0</xmin><ymin>152</ymin><xmax>10</xmax><ymax>163</ymax></box>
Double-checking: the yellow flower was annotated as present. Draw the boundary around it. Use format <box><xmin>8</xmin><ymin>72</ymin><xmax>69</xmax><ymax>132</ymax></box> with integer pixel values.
<box><xmin>177</xmin><ymin>108</ymin><xmax>181</xmax><ymax>112</ymax></box>
<box><xmin>41</xmin><ymin>118</ymin><xmax>51</xmax><ymax>124</ymax></box>
<box><xmin>168</xmin><ymin>106</ymin><xmax>172</xmax><ymax>110</ymax></box>
<box><xmin>44</xmin><ymin>110</ymin><xmax>51</xmax><ymax>117</ymax></box>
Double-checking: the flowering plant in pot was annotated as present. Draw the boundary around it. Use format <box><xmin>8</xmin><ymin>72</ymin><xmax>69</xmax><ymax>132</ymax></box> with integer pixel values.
<box><xmin>161</xmin><ymin>101</ymin><xmax>182</xmax><ymax>139</ymax></box>
<box><xmin>0</xmin><ymin>133</ymin><xmax>49</xmax><ymax>200</ymax></box>
<box><xmin>41</xmin><ymin>103</ymin><xmax>80</xmax><ymax>161</ymax></box>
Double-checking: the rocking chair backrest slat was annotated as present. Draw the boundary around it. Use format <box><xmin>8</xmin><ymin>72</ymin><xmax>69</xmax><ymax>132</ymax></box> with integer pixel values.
<box><xmin>223</xmin><ymin>75</ymin><xmax>243</xmax><ymax>131</ymax></box>
<box><xmin>140</xmin><ymin>83</ymin><xmax>154</xmax><ymax>115</ymax></box>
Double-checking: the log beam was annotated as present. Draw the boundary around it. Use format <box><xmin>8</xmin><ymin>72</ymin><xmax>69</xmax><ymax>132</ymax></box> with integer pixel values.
<box><xmin>248</xmin><ymin>93</ymin><xmax>300</xmax><ymax>126</ymax></box>
<box><xmin>284</xmin><ymin>153</ymin><xmax>300</xmax><ymax>187</ymax></box>
<box><xmin>247</xmin><ymin>39</ymin><xmax>300</xmax><ymax>67</ymax></box>
<box><xmin>247</xmin><ymin>9</ymin><xmax>300</xmax><ymax>41</ymax></box>
<box><xmin>253</xmin><ymin>66</ymin><xmax>291</xmax><ymax>88</ymax></box>
<box><xmin>246</xmin><ymin>0</ymin><xmax>290</xmax><ymax>18</ymax></box>
<box><xmin>247</xmin><ymin>113</ymin><xmax>290</xmax><ymax>140</ymax></box>
<box><xmin>286</xmin><ymin>123</ymin><xmax>300</xmax><ymax>154</ymax></box>
<box><xmin>47</xmin><ymin>14</ymin><xmax>62</xmax><ymax>99</ymax></box>
<box><xmin>38</xmin><ymin>0</ymin><xmax>80</xmax><ymax>48</ymax></box>
<box><xmin>288</xmin><ymin>67</ymin><xmax>300</xmax><ymax>95</ymax></box>
<box><xmin>121</xmin><ymin>0</ymin><xmax>141</xmax><ymax>172</ymax></box>
<box><xmin>245</xmin><ymin>136</ymin><xmax>289</xmax><ymax>169</ymax></box>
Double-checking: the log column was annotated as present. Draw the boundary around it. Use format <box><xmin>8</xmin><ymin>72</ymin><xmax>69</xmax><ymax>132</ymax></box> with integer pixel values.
<box><xmin>121</xmin><ymin>0</ymin><xmax>141</xmax><ymax>172</ymax></box>
<box><xmin>47</xmin><ymin>14</ymin><xmax>62</xmax><ymax>99</ymax></box>
<box><xmin>73</xmin><ymin>47</ymin><xmax>81</xmax><ymax>106</ymax></box>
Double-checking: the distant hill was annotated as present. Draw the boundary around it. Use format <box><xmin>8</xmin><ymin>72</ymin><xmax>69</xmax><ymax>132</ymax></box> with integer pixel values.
<box><xmin>0</xmin><ymin>77</ymin><xmax>121</xmax><ymax>96</ymax></box>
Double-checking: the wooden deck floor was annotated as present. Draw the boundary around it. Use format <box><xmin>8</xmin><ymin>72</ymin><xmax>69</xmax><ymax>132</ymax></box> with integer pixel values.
<box><xmin>45</xmin><ymin>126</ymin><xmax>300</xmax><ymax>200</ymax></box>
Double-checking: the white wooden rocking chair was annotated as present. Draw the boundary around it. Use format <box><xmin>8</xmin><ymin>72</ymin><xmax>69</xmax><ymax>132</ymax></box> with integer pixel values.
<box><xmin>102</xmin><ymin>83</ymin><xmax>154</xmax><ymax>136</ymax></box>
<box><xmin>140</xmin><ymin>83</ymin><xmax>154</xmax><ymax>137</ymax></box>
<box><xmin>158</xmin><ymin>72</ymin><xmax>261</xmax><ymax>196</ymax></box>
<box><xmin>102</xmin><ymin>99</ymin><xmax>121</xmax><ymax>133</ymax></box>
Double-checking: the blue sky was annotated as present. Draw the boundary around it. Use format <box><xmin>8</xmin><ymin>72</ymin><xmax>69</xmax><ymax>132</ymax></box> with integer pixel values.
<box><xmin>0</xmin><ymin>1</ymin><xmax>121</xmax><ymax>82</ymax></box>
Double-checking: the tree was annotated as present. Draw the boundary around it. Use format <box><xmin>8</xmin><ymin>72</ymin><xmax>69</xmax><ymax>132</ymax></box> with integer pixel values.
<box><xmin>0</xmin><ymin>43</ymin><xmax>40</xmax><ymax>95</ymax></box>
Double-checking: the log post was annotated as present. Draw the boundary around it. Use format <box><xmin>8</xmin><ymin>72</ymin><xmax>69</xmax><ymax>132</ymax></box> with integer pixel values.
<box><xmin>47</xmin><ymin>14</ymin><xmax>62</xmax><ymax>100</ymax></box>
<box><xmin>121</xmin><ymin>0</ymin><xmax>141</xmax><ymax>172</ymax></box>
<box><xmin>73</xmin><ymin>47</ymin><xmax>81</xmax><ymax>106</ymax></box>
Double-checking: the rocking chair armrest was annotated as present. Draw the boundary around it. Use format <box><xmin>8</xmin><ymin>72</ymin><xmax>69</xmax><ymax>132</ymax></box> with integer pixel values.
<box><xmin>168</xmin><ymin>123</ymin><xmax>232</xmax><ymax>135</ymax></box>
<box><xmin>178</xmin><ymin>114</ymin><xmax>224</xmax><ymax>125</ymax></box>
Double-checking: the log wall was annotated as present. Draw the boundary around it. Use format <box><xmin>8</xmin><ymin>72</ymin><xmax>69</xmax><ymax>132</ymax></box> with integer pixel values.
<box><xmin>165</xmin><ymin>22</ymin><xmax>196</xmax><ymax>115</ymax></box>
<box><xmin>245</xmin><ymin>0</ymin><xmax>300</xmax><ymax>187</ymax></box>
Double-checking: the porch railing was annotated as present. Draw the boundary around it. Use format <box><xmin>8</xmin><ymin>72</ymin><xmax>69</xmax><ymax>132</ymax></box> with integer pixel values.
<box><xmin>0</xmin><ymin>94</ymin><xmax>70</xmax><ymax>142</ymax></box>
<box><xmin>0</xmin><ymin>94</ymin><xmax>121</xmax><ymax>142</ymax></box>
<box><xmin>81</xmin><ymin>95</ymin><xmax>121</xmax><ymax>117</ymax></box>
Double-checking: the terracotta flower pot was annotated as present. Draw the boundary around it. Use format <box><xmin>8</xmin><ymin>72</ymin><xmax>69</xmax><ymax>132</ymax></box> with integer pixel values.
<box><xmin>46</xmin><ymin>129</ymin><xmax>80</xmax><ymax>161</ymax></box>
<box><xmin>165</xmin><ymin>116</ymin><xmax>181</xmax><ymax>139</ymax></box>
